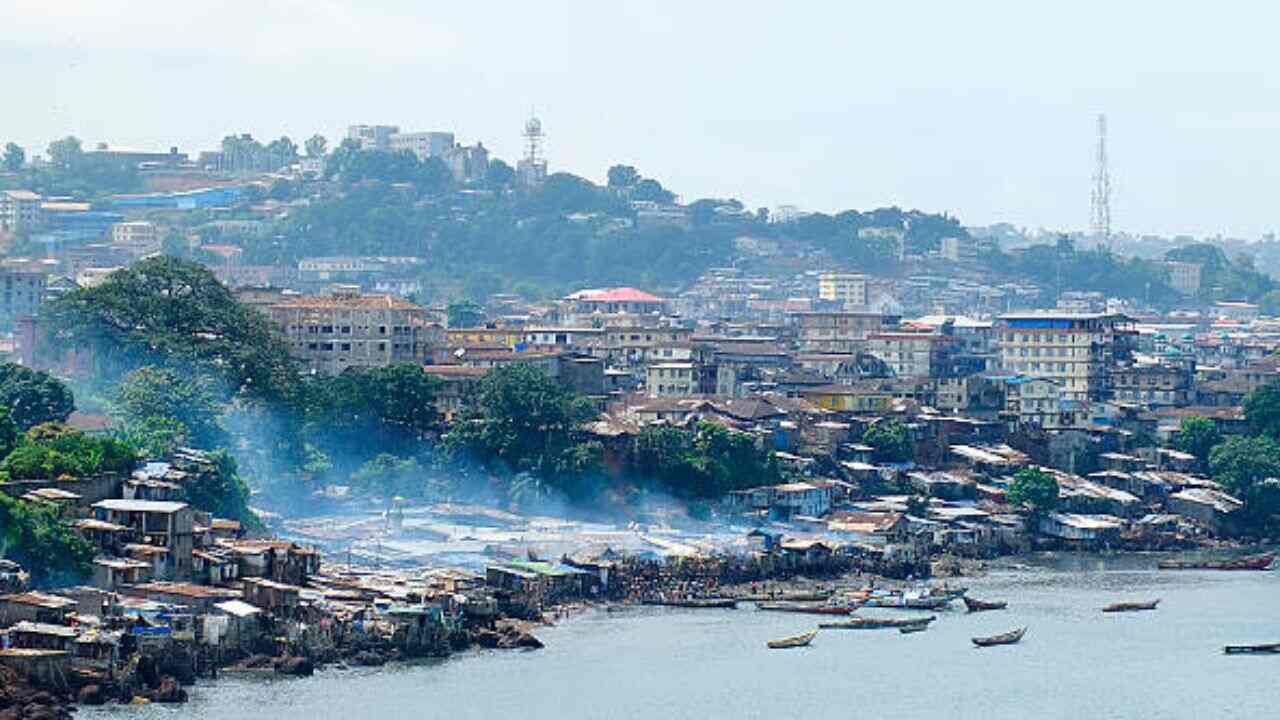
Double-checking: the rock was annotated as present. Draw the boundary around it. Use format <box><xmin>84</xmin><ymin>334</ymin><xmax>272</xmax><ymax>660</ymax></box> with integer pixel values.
<box><xmin>274</xmin><ymin>656</ymin><xmax>315</xmax><ymax>676</ymax></box>
<box><xmin>148</xmin><ymin>676</ymin><xmax>188</xmax><ymax>704</ymax></box>
<box><xmin>350</xmin><ymin>651</ymin><xmax>386</xmax><ymax>667</ymax></box>
<box><xmin>473</xmin><ymin>629</ymin><xmax>502</xmax><ymax>649</ymax></box>
<box><xmin>512</xmin><ymin>632</ymin><xmax>544</xmax><ymax>650</ymax></box>
<box><xmin>78</xmin><ymin>684</ymin><xmax>108</xmax><ymax>705</ymax></box>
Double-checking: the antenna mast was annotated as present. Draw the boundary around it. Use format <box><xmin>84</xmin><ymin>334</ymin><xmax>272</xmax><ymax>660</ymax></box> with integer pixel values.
<box><xmin>1090</xmin><ymin>113</ymin><xmax>1112</xmax><ymax>247</ymax></box>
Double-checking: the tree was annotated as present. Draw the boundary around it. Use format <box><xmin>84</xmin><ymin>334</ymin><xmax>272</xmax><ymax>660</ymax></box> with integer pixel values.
<box><xmin>42</xmin><ymin>256</ymin><xmax>295</xmax><ymax>401</ymax></box>
<box><xmin>182</xmin><ymin>450</ymin><xmax>258</xmax><ymax>527</ymax></box>
<box><xmin>632</xmin><ymin>422</ymin><xmax>781</xmax><ymax>500</ymax></box>
<box><xmin>2</xmin><ymin>142</ymin><xmax>24</xmax><ymax>172</ymax></box>
<box><xmin>265</xmin><ymin>136</ymin><xmax>299</xmax><ymax>169</ymax></box>
<box><xmin>0</xmin><ymin>364</ymin><xmax>75</xmax><ymax>431</ymax></box>
<box><xmin>1209</xmin><ymin>435</ymin><xmax>1280</xmax><ymax>497</ymax></box>
<box><xmin>1244</xmin><ymin>382</ymin><xmax>1280</xmax><ymax>440</ymax></box>
<box><xmin>121</xmin><ymin>416</ymin><xmax>189</xmax><ymax>459</ymax></box>
<box><xmin>0</xmin><ymin>493</ymin><xmax>94</xmax><ymax>585</ymax></box>
<box><xmin>1171</xmin><ymin>416</ymin><xmax>1221</xmax><ymax>468</ymax></box>
<box><xmin>1007</xmin><ymin>467</ymin><xmax>1060</xmax><ymax>515</ymax></box>
<box><xmin>607</xmin><ymin>164</ymin><xmax>640</xmax><ymax>189</ymax></box>
<box><xmin>631</xmin><ymin>178</ymin><xmax>675</xmax><ymax>203</ymax></box>
<box><xmin>46</xmin><ymin>136</ymin><xmax>83</xmax><ymax>169</ymax></box>
<box><xmin>862</xmin><ymin>420</ymin><xmax>912</xmax><ymax>463</ymax></box>
<box><xmin>486</xmin><ymin>158</ymin><xmax>516</xmax><ymax>188</ymax></box>
<box><xmin>0</xmin><ymin>406</ymin><xmax>18</xmax><ymax>459</ymax></box>
<box><xmin>351</xmin><ymin>453</ymin><xmax>423</xmax><ymax>499</ymax></box>
<box><xmin>1</xmin><ymin>425</ymin><xmax>136</xmax><ymax>479</ymax></box>
<box><xmin>305</xmin><ymin>134</ymin><xmax>328</xmax><ymax>158</ymax></box>
<box><xmin>115</xmin><ymin>366</ymin><xmax>227</xmax><ymax>449</ymax></box>
<box><xmin>304</xmin><ymin>364</ymin><xmax>442</xmax><ymax>462</ymax></box>
<box><xmin>446</xmin><ymin>300</ymin><xmax>485</xmax><ymax>328</ymax></box>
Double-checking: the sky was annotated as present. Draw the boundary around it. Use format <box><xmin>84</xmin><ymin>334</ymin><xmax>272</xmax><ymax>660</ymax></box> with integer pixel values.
<box><xmin>3</xmin><ymin>0</ymin><xmax>1279</xmax><ymax>238</ymax></box>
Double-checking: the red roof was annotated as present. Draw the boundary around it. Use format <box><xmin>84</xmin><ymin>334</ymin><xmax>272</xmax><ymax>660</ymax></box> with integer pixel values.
<box><xmin>569</xmin><ymin>287</ymin><xmax>664</xmax><ymax>303</ymax></box>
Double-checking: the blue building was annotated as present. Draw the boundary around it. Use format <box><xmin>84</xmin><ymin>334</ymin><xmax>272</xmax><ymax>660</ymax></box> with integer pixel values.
<box><xmin>109</xmin><ymin>186</ymin><xmax>244</xmax><ymax>210</ymax></box>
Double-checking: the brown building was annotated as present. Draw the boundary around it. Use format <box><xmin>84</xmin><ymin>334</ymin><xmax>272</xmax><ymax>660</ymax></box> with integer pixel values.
<box><xmin>267</xmin><ymin>286</ymin><xmax>436</xmax><ymax>375</ymax></box>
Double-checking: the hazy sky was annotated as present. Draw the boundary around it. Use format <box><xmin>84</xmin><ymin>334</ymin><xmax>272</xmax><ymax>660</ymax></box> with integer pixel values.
<box><xmin>4</xmin><ymin>1</ymin><xmax>1278</xmax><ymax>238</ymax></box>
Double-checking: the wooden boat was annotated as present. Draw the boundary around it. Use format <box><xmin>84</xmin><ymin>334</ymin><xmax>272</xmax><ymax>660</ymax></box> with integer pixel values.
<box><xmin>929</xmin><ymin>586</ymin><xmax>968</xmax><ymax>601</ymax></box>
<box><xmin>972</xmin><ymin>627</ymin><xmax>1026</xmax><ymax>647</ymax></box>
<box><xmin>642</xmin><ymin>598</ymin><xmax>737</xmax><ymax>609</ymax></box>
<box><xmin>756</xmin><ymin>602</ymin><xmax>853</xmax><ymax>616</ymax></box>
<box><xmin>766</xmin><ymin>630</ymin><xmax>817</xmax><ymax>649</ymax></box>
<box><xmin>1158</xmin><ymin>553</ymin><xmax>1275</xmax><ymax>571</ymax></box>
<box><xmin>1223</xmin><ymin>643</ymin><xmax>1280</xmax><ymax>655</ymax></box>
<box><xmin>898</xmin><ymin>623</ymin><xmax>930</xmax><ymax>634</ymax></box>
<box><xmin>738</xmin><ymin>591</ymin><xmax>832</xmax><ymax>602</ymax></box>
<box><xmin>904</xmin><ymin>596</ymin><xmax>952</xmax><ymax>610</ymax></box>
<box><xmin>963</xmin><ymin>597</ymin><xmax>1008</xmax><ymax>613</ymax></box>
<box><xmin>820</xmin><ymin>615</ymin><xmax>937</xmax><ymax>630</ymax></box>
<box><xmin>1102</xmin><ymin>599</ymin><xmax>1160</xmax><ymax>613</ymax></box>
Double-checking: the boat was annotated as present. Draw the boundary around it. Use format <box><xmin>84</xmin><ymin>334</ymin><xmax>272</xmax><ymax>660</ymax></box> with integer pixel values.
<box><xmin>820</xmin><ymin>615</ymin><xmax>937</xmax><ymax>630</ymax></box>
<box><xmin>641</xmin><ymin>598</ymin><xmax>737</xmax><ymax>609</ymax></box>
<box><xmin>898</xmin><ymin>623</ymin><xmax>930</xmax><ymax>634</ymax></box>
<box><xmin>904</xmin><ymin>596</ymin><xmax>952</xmax><ymax>610</ymax></box>
<box><xmin>1102</xmin><ymin>599</ymin><xmax>1160</xmax><ymax>613</ymax></box>
<box><xmin>756</xmin><ymin>602</ymin><xmax>854</xmax><ymax>616</ymax></box>
<box><xmin>766</xmin><ymin>630</ymin><xmax>817</xmax><ymax>649</ymax></box>
<box><xmin>1158</xmin><ymin>553</ymin><xmax>1275</xmax><ymax>571</ymax></box>
<box><xmin>972</xmin><ymin>628</ymin><xmax>1027</xmax><ymax>647</ymax></box>
<box><xmin>738</xmin><ymin>591</ymin><xmax>832</xmax><ymax>602</ymax></box>
<box><xmin>1224</xmin><ymin>643</ymin><xmax>1280</xmax><ymax>655</ymax></box>
<box><xmin>963</xmin><ymin>597</ymin><xmax>1008</xmax><ymax>613</ymax></box>
<box><xmin>929</xmin><ymin>586</ymin><xmax>969</xmax><ymax>601</ymax></box>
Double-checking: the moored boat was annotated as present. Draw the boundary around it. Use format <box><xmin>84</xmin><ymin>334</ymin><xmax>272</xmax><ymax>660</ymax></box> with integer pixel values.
<box><xmin>767</xmin><ymin>630</ymin><xmax>818</xmax><ymax>649</ymax></box>
<box><xmin>820</xmin><ymin>615</ymin><xmax>937</xmax><ymax>630</ymax></box>
<box><xmin>756</xmin><ymin>602</ymin><xmax>853</xmax><ymax>615</ymax></box>
<box><xmin>1102</xmin><ymin>599</ymin><xmax>1160</xmax><ymax>613</ymax></box>
<box><xmin>963</xmin><ymin>596</ymin><xmax>1008</xmax><ymax>613</ymax></box>
<box><xmin>904</xmin><ymin>596</ymin><xmax>952</xmax><ymax>610</ymax></box>
<box><xmin>1223</xmin><ymin>643</ymin><xmax>1280</xmax><ymax>655</ymax></box>
<box><xmin>972</xmin><ymin>627</ymin><xmax>1026</xmax><ymax>647</ymax></box>
<box><xmin>739</xmin><ymin>591</ymin><xmax>832</xmax><ymax>602</ymax></box>
<box><xmin>642</xmin><ymin>598</ymin><xmax>737</xmax><ymax>609</ymax></box>
<box><xmin>1157</xmin><ymin>553</ymin><xmax>1275</xmax><ymax>571</ymax></box>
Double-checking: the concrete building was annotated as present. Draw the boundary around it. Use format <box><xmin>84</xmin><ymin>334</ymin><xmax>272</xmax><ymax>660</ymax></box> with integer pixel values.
<box><xmin>996</xmin><ymin>312</ymin><xmax>1136</xmax><ymax>403</ymax></box>
<box><xmin>346</xmin><ymin>124</ymin><xmax>400</xmax><ymax>151</ymax></box>
<box><xmin>442</xmin><ymin>143</ymin><xmax>489</xmax><ymax>184</ymax></box>
<box><xmin>0</xmin><ymin>267</ymin><xmax>46</xmax><ymax>328</ymax></box>
<box><xmin>646</xmin><ymin>362</ymin><xmax>699</xmax><ymax>397</ymax></box>
<box><xmin>818</xmin><ymin>273</ymin><xmax>868</xmax><ymax>307</ymax></box>
<box><xmin>792</xmin><ymin>311</ymin><xmax>900</xmax><ymax>354</ymax></box>
<box><xmin>1165</xmin><ymin>261</ymin><xmax>1202</xmax><ymax>295</ymax></box>
<box><xmin>0</xmin><ymin>191</ymin><xmax>43</xmax><ymax>233</ymax></box>
<box><xmin>267</xmin><ymin>286</ymin><xmax>434</xmax><ymax>375</ymax></box>
<box><xmin>91</xmin><ymin>500</ymin><xmax>194</xmax><ymax>581</ymax></box>
<box><xmin>388</xmin><ymin>131</ymin><xmax>455</xmax><ymax>161</ymax></box>
<box><xmin>110</xmin><ymin>221</ymin><xmax>159</xmax><ymax>254</ymax></box>
<box><xmin>866</xmin><ymin>331</ymin><xmax>962</xmax><ymax>378</ymax></box>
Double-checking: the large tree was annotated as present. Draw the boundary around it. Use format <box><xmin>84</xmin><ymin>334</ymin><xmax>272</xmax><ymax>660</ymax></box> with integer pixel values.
<box><xmin>1008</xmin><ymin>467</ymin><xmax>1060</xmax><ymax>515</ymax></box>
<box><xmin>862</xmin><ymin>419</ymin><xmax>912</xmax><ymax>463</ymax></box>
<box><xmin>304</xmin><ymin>364</ymin><xmax>442</xmax><ymax>463</ymax></box>
<box><xmin>304</xmin><ymin>134</ymin><xmax>328</xmax><ymax>158</ymax></box>
<box><xmin>1243</xmin><ymin>381</ymin><xmax>1280</xmax><ymax>440</ymax></box>
<box><xmin>0</xmin><ymin>363</ymin><xmax>75</xmax><ymax>431</ymax></box>
<box><xmin>2</xmin><ymin>142</ymin><xmax>24</xmax><ymax>172</ymax></box>
<box><xmin>42</xmin><ymin>256</ymin><xmax>294</xmax><ymax>401</ymax></box>
<box><xmin>0</xmin><ymin>493</ymin><xmax>94</xmax><ymax>585</ymax></box>
<box><xmin>115</xmin><ymin>366</ymin><xmax>227</xmax><ymax>449</ymax></box>
<box><xmin>1171</xmin><ymin>416</ymin><xmax>1221</xmax><ymax>469</ymax></box>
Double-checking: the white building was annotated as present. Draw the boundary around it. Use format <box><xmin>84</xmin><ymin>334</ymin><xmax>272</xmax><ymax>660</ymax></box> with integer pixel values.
<box><xmin>818</xmin><ymin>272</ymin><xmax>868</xmax><ymax>307</ymax></box>
<box><xmin>346</xmin><ymin>125</ymin><xmax>400</xmax><ymax>151</ymax></box>
<box><xmin>388</xmin><ymin>131</ymin><xmax>455</xmax><ymax>161</ymax></box>
<box><xmin>0</xmin><ymin>190</ymin><xmax>43</xmax><ymax>233</ymax></box>
<box><xmin>110</xmin><ymin>221</ymin><xmax>158</xmax><ymax>254</ymax></box>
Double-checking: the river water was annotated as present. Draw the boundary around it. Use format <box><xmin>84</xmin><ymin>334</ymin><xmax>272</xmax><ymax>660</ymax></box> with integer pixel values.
<box><xmin>85</xmin><ymin>554</ymin><xmax>1278</xmax><ymax>719</ymax></box>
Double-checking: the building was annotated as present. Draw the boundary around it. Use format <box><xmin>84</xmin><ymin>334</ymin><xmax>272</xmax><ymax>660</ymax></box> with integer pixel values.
<box><xmin>996</xmin><ymin>312</ymin><xmax>1136</xmax><ymax>403</ymax></box>
<box><xmin>1109</xmin><ymin>359</ymin><xmax>1195</xmax><ymax>407</ymax></box>
<box><xmin>0</xmin><ymin>191</ymin><xmax>42</xmax><ymax>233</ymax></box>
<box><xmin>1165</xmin><ymin>261</ymin><xmax>1202</xmax><ymax>295</ymax></box>
<box><xmin>110</xmin><ymin>221</ymin><xmax>159</xmax><ymax>254</ymax></box>
<box><xmin>997</xmin><ymin>375</ymin><xmax>1071</xmax><ymax>429</ymax></box>
<box><xmin>817</xmin><ymin>273</ymin><xmax>868</xmax><ymax>307</ymax></box>
<box><xmin>441</xmin><ymin>143</ymin><xmax>489</xmax><ymax>184</ymax></box>
<box><xmin>799</xmin><ymin>383</ymin><xmax>894</xmax><ymax>414</ymax></box>
<box><xmin>347</xmin><ymin>125</ymin><xmax>400</xmax><ymax>151</ymax></box>
<box><xmin>1214</xmin><ymin>301</ymin><xmax>1259</xmax><ymax>322</ymax></box>
<box><xmin>792</xmin><ymin>311</ymin><xmax>900</xmax><ymax>354</ymax></box>
<box><xmin>563</xmin><ymin>288</ymin><xmax>667</xmax><ymax>317</ymax></box>
<box><xmin>267</xmin><ymin>286</ymin><xmax>434</xmax><ymax>375</ymax></box>
<box><xmin>387</xmin><ymin>131</ymin><xmax>455</xmax><ymax>161</ymax></box>
<box><xmin>91</xmin><ymin>500</ymin><xmax>195</xmax><ymax>580</ymax></box>
<box><xmin>866</xmin><ymin>331</ymin><xmax>961</xmax><ymax>378</ymax></box>
<box><xmin>646</xmin><ymin>362</ymin><xmax>699</xmax><ymax>397</ymax></box>
<box><xmin>0</xmin><ymin>267</ymin><xmax>46</xmax><ymax>328</ymax></box>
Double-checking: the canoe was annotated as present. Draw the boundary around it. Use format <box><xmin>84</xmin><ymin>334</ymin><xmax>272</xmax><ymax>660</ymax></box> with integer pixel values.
<box><xmin>739</xmin><ymin>591</ymin><xmax>832</xmax><ymax>602</ymax></box>
<box><xmin>929</xmin><ymin>586</ymin><xmax>968</xmax><ymax>601</ymax></box>
<box><xmin>1224</xmin><ymin>643</ymin><xmax>1280</xmax><ymax>655</ymax></box>
<box><xmin>963</xmin><ymin>597</ymin><xmax>1008</xmax><ymax>613</ymax></box>
<box><xmin>898</xmin><ymin>623</ymin><xmax>929</xmax><ymax>634</ymax></box>
<box><xmin>904</xmin><ymin>596</ymin><xmax>952</xmax><ymax>610</ymax></box>
<box><xmin>756</xmin><ymin>602</ymin><xmax>853</xmax><ymax>615</ymax></box>
<box><xmin>767</xmin><ymin>630</ymin><xmax>817</xmax><ymax>649</ymax></box>
<box><xmin>820</xmin><ymin>615</ymin><xmax>937</xmax><ymax>630</ymax></box>
<box><xmin>1158</xmin><ymin>553</ymin><xmax>1275</xmax><ymax>571</ymax></box>
<box><xmin>642</xmin><ymin>598</ymin><xmax>737</xmax><ymax>609</ymax></box>
<box><xmin>1102</xmin><ymin>599</ymin><xmax>1160</xmax><ymax>613</ymax></box>
<box><xmin>972</xmin><ymin>627</ymin><xmax>1026</xmax><ymax>647</ymax></box>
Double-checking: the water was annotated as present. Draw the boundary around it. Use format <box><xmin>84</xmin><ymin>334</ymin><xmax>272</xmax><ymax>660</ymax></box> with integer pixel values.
<box><xmin>85</xmin><ymin>555</ymin><xmax>1279</xmax><ymax>719</ymax></box>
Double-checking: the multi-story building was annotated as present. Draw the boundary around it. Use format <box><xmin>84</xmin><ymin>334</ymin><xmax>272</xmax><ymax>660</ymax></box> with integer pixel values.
<box><xmin>817</xmin><ymin>273</ymin><xmax>868</xmax><ymax>307</ymax></box>
<box><xmin>1165</xmin><ymin>261</ymin><xmax>1202</xmax><ymax>296</ymax></box>
<box><xmin>91</xmin><ymin>500</ymin><xmax>194</xmax><ymax>581</ymax></box>
<box><xmin>346</xmin><ymin>124</ymin><xmax>400</xmax><ymax>151</ymax></box>
<box><xmin>0</xmin><ymin>267</ymin><xmax>47</xmax><ymax>327</ymax></box>
<box><xmin>441</xmin><ymin>143</ymin><xmax>489</xmax><ymax>184</ymax></box>
<box><xmin>997</xmin><ymin>375</ymin><xmax>1070</xmax><ymax>430</ymax></box>
<box><xmin>388</xmin><ymin>131</ymin><xmax>455</xmax><ymax>161</ymax></box>
<box><xmin>267</xmin><ymin>286</ymin><xmax>434</xmax><ymax>375</ymax></box>
<box><xmin>110</xmin><ymin>221</ymin><xmax>159</xmax><ymax>254</ymax></box>
<box><xmin>792</xmin><ymin>311</ymin><xmax>900</xmax><ymax>354</ymax></box>
<box><xmin>866</xmin><ymin>331</ymin><xmax>962</xmax><ymax>378</ymax></box>
<box><xmin>562</xmin><ymin>288</ymin><xmax>667</xmax><ymax>318</ymax></box>
<box><xmin>996</xmin><ymin>312</ymin><xmax>1136</xmax><ymax>403</ymax></box>
<box><xmin>0</xmin><ymin>190</ymin><xmax>43</xmax><ymax>233</ymax></box>
<box><xmin>646</xmin><ymin>362</ymin><xmax>700</xmax><ymax>397</ymax></box>
<box><xmin>1109</xmin><ymin>358</ymin><xmax>1195</xmax><ymax>407</ymax></box>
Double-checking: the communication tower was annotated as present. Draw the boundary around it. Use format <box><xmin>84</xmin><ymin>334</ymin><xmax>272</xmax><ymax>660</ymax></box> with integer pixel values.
<box><xmin>518</xmin><ymin>110</ymin><xmax>548</xmax><ymax>188</ymax></box>
<box><xmin>1090</xmin><ymin>113</ymin><xmax>1112</xmax><ymax>247</ymax></box>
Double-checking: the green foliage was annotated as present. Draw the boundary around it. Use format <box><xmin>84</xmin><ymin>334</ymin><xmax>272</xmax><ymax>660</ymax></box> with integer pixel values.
<box><xmin>1209</xmin><ymin>435</ymin><xmax>1280</xmax><ymax>497</ymax></box>
<box><xmin>1171</xmin><ymin>416</ymin><xmax>1221</xmax><ymax>467</ymax></box>
<box><xmin>632</xmin><ymin>422</ymin><xmax>782</xmax><ymax>500</ymax></box>
<box><xmin>905</xmin><ymin>494</ymin><xmax>929</xmax><ymax>517</ymax></box>
<box><xmin>305</xmin><ymin>134</ymin><xmax>328</xmax><ymax>158</ymax></box>
<box><xmin>115</xmin><ymin>366</ymin><xmax>227</xmax><ymax>449</ymax></box>
<box><xmin>443</xmin><ymin>364</ymin><xmax>600</xmax><ymax>499</ymax></box>
<box><xmin>862</xmin><ymin>420</ymin><xmax>912</xmax><ymax>463</ymax></box>
<box><xmin>3</xmin><ymin>143</ymin><xmax>24</xmax><ymax>172</ymax></box>
<box><xmin>0</xmin><ymin>363</ymin><xmax>75</xmax><ymax>431</ymax></box>
<box><xmin>1243</xmin><ymin>382</ymin><xmax>1280</xmax><ymax>440</ymax></box>
<box><xmin>0</xmin><ymin>492</ymin><xmax>94</xmax><ymax>586</ymax></box>
<box><xmin>1166</xmin><ymin>243</ymin><xmax>1276</xmax><ymax>303</ymax></box>
<box><xmin>1260</xmin><ymin>290</ymin><xmax>1280</xmax><ymax>318</ymax></box>
<box><xmin>0</xmin><ymin>407</ymin><xmax>20</xmax><ymax>460</ymax></box>
<box><xmin>1007</xmin><ymin>467</ymin><xmax>1060</xmax><ymax>514</ymax></box>
<box><xmin>0</xmin><ymin>424</ymin><xmax>137</xmax><ymax>479</ymax></box>
<box><xmin>43</xmin><ymin>256</ymin><xmax>295</xmax><ymax>402</ymax></box>
<box><xmin>120</xmin><ymin>416</ymin><xmax>189</xmax><ymax>460</ymax></box>
<box><xmin>447</xmin><ymin>301</ymin><xmax>485</xmax><ymax>328</ymax></box>
<box><xmin>183</xmin><ymin>449</ymin><xmax>258</xmax><ymax>528</ymax></box>
<box><xmin>986</xmin><ymin>244</ymin><xmax>1177</xmax><ymax>305</ymax></box>
<box><xmin>486</xmin><ymin>159</ymin><xmax>515</xmax><ymax>188</ymax></box>
<box><xmin>301</xmin><ymin>364</ymin><xmax>442</xmax><ymax>466</ymax></box>
<box><xmin>607</xmin><ymin>165</ymin><xmax>640</xmax><ymax>188</ymax></box>
<box><xmin>351</xmin><ymin>453</ymin><xmax>430</xmax><ymax>499</ymax></box>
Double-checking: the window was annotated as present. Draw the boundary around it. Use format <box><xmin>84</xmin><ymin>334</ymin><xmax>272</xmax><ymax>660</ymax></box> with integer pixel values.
<box><xmin>379</xmin><ymin>326</ymin><xmax>387</xmax><ymax>335</ymax></box>
<box><xmin>341</xmin><ymin>343</ymin><xmax>351</xmax><ymax>351</ymax></box>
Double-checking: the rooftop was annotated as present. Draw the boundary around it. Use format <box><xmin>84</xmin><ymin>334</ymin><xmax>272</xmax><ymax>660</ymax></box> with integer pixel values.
<box><xmin>93</xmin><ymin>499</ymin><xmax>188</xmax><ymax>513</ymax></box>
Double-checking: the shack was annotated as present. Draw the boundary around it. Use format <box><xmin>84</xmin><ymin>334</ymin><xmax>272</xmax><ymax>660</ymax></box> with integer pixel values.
<box><xmin>0</xmin><ymin>592</ymin><xmax>78</xmax><ymax>626</ymax></box>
